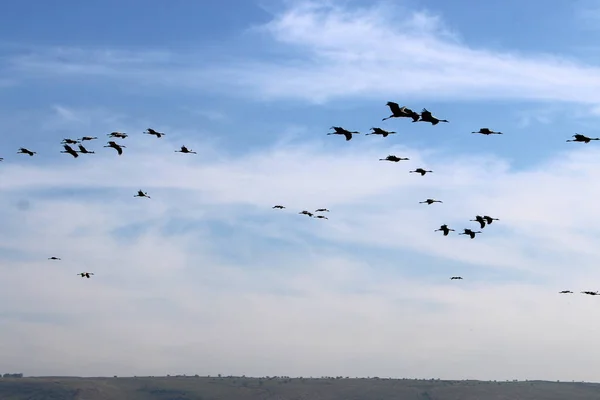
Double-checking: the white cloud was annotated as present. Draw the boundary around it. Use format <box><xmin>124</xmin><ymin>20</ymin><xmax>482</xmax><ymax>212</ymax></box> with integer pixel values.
<box><xmin>222</xmin><ymin>1</ymin><xmax>600</xmax><ymax>104</ymax></box>
<box><xmin>5</xmin><ymin>2</ymin><xmax>600</xmax><ymax>107</ymax></box>
<box><xmin>3</xmin><ymin>112</ymin><xmax>600</xmax><ymax>380</ymax></box>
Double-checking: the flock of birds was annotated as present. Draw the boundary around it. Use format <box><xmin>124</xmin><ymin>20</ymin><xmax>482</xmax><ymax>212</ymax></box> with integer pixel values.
<box><xmin>3</xmin><ymin>128</ymin><xmax>198</xmax><ymax>278</ymax></box>
<box><xmin>1</xmin><ymin>102</ymin><xmax>597</xmax><ymax>295</ymax></box>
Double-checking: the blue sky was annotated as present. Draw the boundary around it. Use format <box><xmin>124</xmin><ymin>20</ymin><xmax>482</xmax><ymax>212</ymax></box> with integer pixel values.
<box><xmin>3</xmin><ymin>0</ymin><xmax>600</xmax><ymax>381</ymax></box>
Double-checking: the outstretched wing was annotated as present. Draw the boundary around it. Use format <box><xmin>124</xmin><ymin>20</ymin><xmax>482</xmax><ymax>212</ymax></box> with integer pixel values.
<box><xmin>387</xmin><ymin>102</ymin><xmax>401</xmax><ymax>114</ymax></box>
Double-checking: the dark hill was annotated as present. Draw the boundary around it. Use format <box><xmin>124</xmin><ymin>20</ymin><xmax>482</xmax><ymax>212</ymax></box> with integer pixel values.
<box><xmin>1</xmin><ymin>376</ymin><xmax>599</xmax><ymax>400</ymax></box>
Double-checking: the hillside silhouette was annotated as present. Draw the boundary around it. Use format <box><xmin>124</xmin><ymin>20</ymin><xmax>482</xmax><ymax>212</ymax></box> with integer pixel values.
<box><xmin>1</xmin><ymin>376</ymin><xmax>599</xmax><ymax>400</ymax></box>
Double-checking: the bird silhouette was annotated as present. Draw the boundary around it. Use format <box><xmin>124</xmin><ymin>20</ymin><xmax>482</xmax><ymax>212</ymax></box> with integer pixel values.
<box><xmin>415</xmin><ymin>109</ymin><xmax>449</xmax><ymax>125</ymax></box>
<box><xmin>175</xmin><ymin>145</ymin><xmax>197</xmax><ymax>154</ymax></box>
<box><xmin>472</xmin><ymin>128</ymin><xmax>502</xmax><ymax>135</ymax></box>
<box><xmin>366</xmin><ymin>127</ymin><xmax>396</xmax><ymax>137</ymax></box>
<box><xmin>459</xmin><ymin>228</ymin><xmax>481</xmax><ymax>239</ymax></box>
<box><xmin>410</xmin><ymin>168</ymin><xmax>433</xmax><ymax>176</ymax></box>
<box><xmin>382</xmin><ymin>102</ymin><xmax>420</xmax><ymax>122</ymax></box>
<box><xmin>327</xmin><ymin>126</ymin><xmax>360</xmax><ymax>141</ymax></box>
<box><xmin>107</xmin><ymin>132</ymin><xmax>128</xmax><ymax>139</ymax></box>
<box><xmin>144</xmin><ymin>128</ymin><xmax>165</xmax><ymax>138</ymax></box>
<box><xmin>134</xmin><ymin>190</ymin><xmax>151</xmax><ymax>199</ymax></box>
<box><xmin>104</xmin><ymin>141</ymin><xmax>126</xmax><ymax>155</ymax></box>
<box><xmin>77</xmin><ymin>144</ymin><xmax>95</xmax><ymax>154</ymax></box>
<box><xmin>567</xmin><ymin>134</ymin><xmax>600</xmax><ymax>143</ymax></box>
<box><xmin>61</xmin><ymin>138</ymin><xmax>80</xmax><ymax>145</ymax></box>
<box><xmin>470</xmin><ymin>215</ymin><xmax>486</xmax><ymax>229</ymax></box>
<box><xmin>435</xmin><ymin>224</ymin><xmax>455</xmax><ymax>236</ymax></box>
<box><xmin>483</xmin><ymin>215</ymin><xmax>499</xmax><ymax>225</ymax></box>
<box><xmin>17</xmin><ymin>148</ymin><xmax>36</xmax><ymax>156</ymax></box>
<box><xmin>60</xmin><ymin>144</ymin><xmax>79</xmax><ymax>158</ymax></box>
<box><xmin>379</xmin><ymin>155</ymin><xmax>409</xmax><ymax>162</ymax></box>
<box><xmin>420</xmin><ymin>199</ymin><xmax>442</xmax><ymax>205</ymax></box>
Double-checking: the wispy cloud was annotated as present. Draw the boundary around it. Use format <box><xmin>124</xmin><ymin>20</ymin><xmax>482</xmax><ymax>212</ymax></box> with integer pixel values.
<box><xmin>220</xmin><ymin>1</ymin><xmax>600</xmax><ymax>104</ymax></box>
<box><xmin>6</xmin><ymin>2</ymin><xmax>600</xmax><ymax>106</ymax></box>
<box><xmin>0</xmin><ymin>78</ymin><xmax>16</xmax><ymax>88</ymax></box>
<box><xmin>573</xmin><ymin>0</ymin><xmax>600</xmax><ymax>28</ymax></box>
<box><xmin>182</xmin><ymin>107</ymin><xmax>228</xmax><ymax>122</ymax></box>
<box><xmin>7</xmin><ymin>47</ymin><xmax>174</xmax><ymax>75</ymax></box>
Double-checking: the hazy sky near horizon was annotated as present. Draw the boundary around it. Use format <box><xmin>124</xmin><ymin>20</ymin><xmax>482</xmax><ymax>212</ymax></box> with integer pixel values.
<box><xmin>3</xmin><ymin>0</ymin><xmax>600</xmax><ymax>381</ymax></box>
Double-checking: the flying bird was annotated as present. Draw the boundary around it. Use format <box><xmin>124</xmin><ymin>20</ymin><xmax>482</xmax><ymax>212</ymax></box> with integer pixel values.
<box><xmin>78</xmin><ymin>136</ymin><xmax>97</xmax><ymax>141</ymax></box>
<box><xmin>175</xmin><ymin>145</ymin><xmax>197</xmax><ymax>154</ymax></box>
<box><xmin>559</xmin><ymin>290</ymin><xmax>573</xmax><ymax>294</ymax></box>
<box><xmin>78</xmin><ymin>272</ymin><xmax>94</xmax><ymax>278</ymax></box>
<box><xmin>379</xmin><ymin>155</ymin><xmax>409</xmax><ymax>162</ymax></box>
<box><xmin>472</xmin><ymin>128</ymin><xmax>503</xmax><ymax>135</ymax></box>
<box><xmin>581</xmin><ymin>291</ymin><xmax>599</xmax><ymax>296</ymax></box>
<box><xmin>17</xmin><ymin>148</ymin><xmax>36</xmax><ymax>156</ymax></box>
<box><xmin>299</xmin><ymin>210</ymin><xmax>314</xmax><ymax>217</ymax></box>
<box><xmin>366</xmin><ymin>127</ymin><xmax>396</xmax><ymax>137</ymax></box>
<box><xmin>435</xmin><ymin>224</ymin><xmax>455</xmax><ymax>236</ymax></box>
<box><xmin>315</xmin><ymin>208</ymin><xmax>329</xmax><ymax>213</ymax></box>
<box><xmin>314</xmin><ymin>215</ymin><xmax>328</xmax><ymax>220</ymax></box>
<box><xmin>144</xmin><ymin>128</ymin><xmax>165</xmax><ymax>138</ymax></box>
<box><xmin>470</xmin><ymin>215</ymin><xmax>486</xmax><ymax>229</ymax></box>
<box><xmin>415</xmin><ymin>109</ymin><xmax>449</xmax><ymax>125</ymax></box>
<box><xmin>327</xmin><ymin>126</ymin><xmax>360</xmax><ymax>141</ymax></box>
<box><xmin>459</xmin><ymin>228</ymin><xmax>482</xmax><ymax>239</ymax></box>
<box><xmin>410</xmin><ymin>168</ymin><xmax>433</xmax><ymax>176</ymax></box>
<box><xmin>61</xmin><ymin>138</ymin><xmax>80</xmax><ymax>145</ymax></box>
<box><xmin>134</xmin><ymin>190</ymin><xmax>151</xmax><ymax>199</ymax></box>
<box><xmin>272</xmin><ymin>205</ymin><xmax>285</xmax><ymax>209</ymax></box>
<box><xmin>483</xmin><ymin>215</ymin><xmax>499</xmax><ymax>225</ymax></box>
<box><xmin>60</xmin><ymin>144</ymin><xmax>79</xmax><ymax>158</ymax></box>
<box><xmin>419</xmin><ymin>199</ymin><xmax>442</xmax><ymax>205</ymax></box>
<box><xmin>450</xmin><ymin>276</ymin><xmax>463</xmax><ymax>280</ymax></box>
<box><xmin>108</xmin><ymin>132</ymin><xmax>128</xmax><ymax>139</ymax></box>
<box><xmin>48</xmin><ymin>257</ymin><xmax>61</xmax><ymax>261</ymax></box>
<box><xmin>77</xmin><ymin>144</ymin><xmax>95</xmax><ymax>154</ymax></box>
<box><xmin>0</xmin><ymin>158</ymin><xmax>3</xmax><ymax>161</ymax></box>
<box><xmin>382</xmin><ymin>102</ymin><xmax>420</xmax><ymax>122</ymax></box>
<box><xmin>566</xmin><ymin>134</ymin><xmax>599</xmax><ymax>143</ymax></box>
<box><xmin>104</xmin><ymin>141</ymin><xmax>126</xmax><ymax>155</ymax></box>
